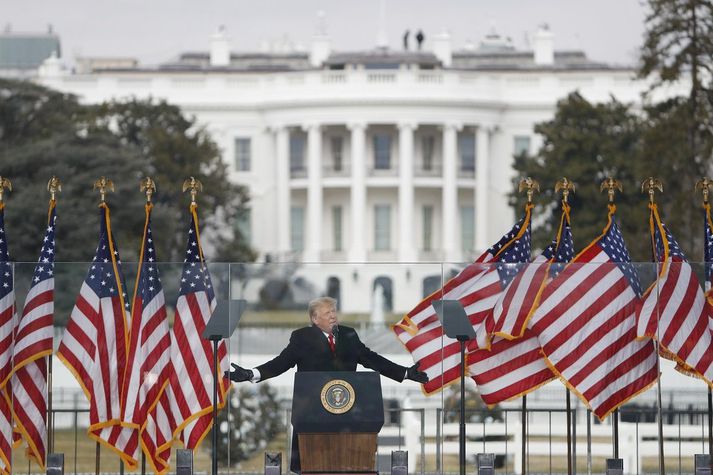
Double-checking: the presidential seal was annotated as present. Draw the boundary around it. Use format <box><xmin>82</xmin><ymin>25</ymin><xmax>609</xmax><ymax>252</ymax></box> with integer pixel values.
<box><xmin>320</xmin><ymin>379</ymin><xmax>355</xmax><ymax>414</ymax></box>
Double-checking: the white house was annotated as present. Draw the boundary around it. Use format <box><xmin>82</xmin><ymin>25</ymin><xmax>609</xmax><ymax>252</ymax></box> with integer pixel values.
<box><xmin>31</xmin><ymin>22</ymin><xmax>687</xmax><ymax>313</ymax></box>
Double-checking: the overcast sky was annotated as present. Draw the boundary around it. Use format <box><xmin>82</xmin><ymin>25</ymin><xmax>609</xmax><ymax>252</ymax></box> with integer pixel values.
<box><xmin>5</xmin><ymin>0</ymin><xmax>648</xmax><ymax>66</ymax></box>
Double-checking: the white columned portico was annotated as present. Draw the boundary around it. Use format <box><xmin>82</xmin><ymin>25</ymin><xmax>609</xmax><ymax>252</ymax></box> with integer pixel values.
<box><xmin>305</xmin><ymin>123</ymin><xmax>322</xmax><ymax>262</ymax></box>
<box><xmin>442</xmin><ymin>122</ymin><xmax>460</xmax><ymax>262</ymax></box>
<box><xmin>398</xmin><ymin>122</ymin><xmax>416</xmax><ymax>262</ymax></box>
<box><xmin>348</xmin><ymin>122</ymin><xmax>367</xmax><ymax>262</ymax></box>
<box><xmin>475</xmin><ymin>126</ymin><xmax>490</xmax><ymax>251</ymax></box>
<box><xmin>275</xmin><ymin>126</ymin><xmax>291</xmax><ymax>256</ymax></box>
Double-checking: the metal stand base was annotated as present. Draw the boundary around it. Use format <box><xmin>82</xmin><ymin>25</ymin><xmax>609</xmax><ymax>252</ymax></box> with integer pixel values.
<box><xmin>605</xmin><ymin>458</ymin><xmax>623</xmax><ymax>475</ymax></box>
<box><xmin>695</xmin><ymin>454</ymin><xmax>712</xmax><ymax>474</ymax></box>
<box><xmin>476</xmin><ymin>453</ymin><xmax>495</xmax><ymax>475</ymax></box>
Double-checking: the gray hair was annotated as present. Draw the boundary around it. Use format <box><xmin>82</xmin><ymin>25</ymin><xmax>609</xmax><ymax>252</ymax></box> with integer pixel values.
<box><xmin>308</xmin><ymin>296</ymin><xmax>337</xmax><ymax>320</ymax></box>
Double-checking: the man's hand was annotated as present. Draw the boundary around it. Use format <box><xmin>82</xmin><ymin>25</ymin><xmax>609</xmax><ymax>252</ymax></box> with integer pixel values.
<box><xmin>225</xmin><ymin>363</ymin><xmax>253</xmax><ymax>383</ymax></box>
<box><xmin>406</xmin><ymin>362</ymin><xmax>429</xmax><ymax>384</ymax></box>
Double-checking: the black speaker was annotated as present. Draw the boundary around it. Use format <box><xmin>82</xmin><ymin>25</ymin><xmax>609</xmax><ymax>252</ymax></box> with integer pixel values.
<box><xmin>695</xmin><ymin>454</ymin><xmax>712</xmax><ymax>475</ymax></box>
<box><xmin>46</xmin><ymin>453</ymin><xmax>64</xmax><ymax>475</ymax></box>
<box><xmin>176</xmin><ymin>448</ymin><xmax>193</xmax><ymax>475</ymax></box>
<box><xmin>476</xmin><ymin>453</ymin><xmax>495</xmax><ymax>475</ymax></box>
<box><xmin>606</xmin><ymin>458</ymin><xmax>624</xmax><ymax>475</ymax></box>
<box><xmin>265</xmin><ymin>451</ymin><xmax>282</xmax><ymax>475</ymax></box>
<box><xmin>391</xmin><ymin>450</ymin><xmax>408</xmax><ymax>475</ymax></box>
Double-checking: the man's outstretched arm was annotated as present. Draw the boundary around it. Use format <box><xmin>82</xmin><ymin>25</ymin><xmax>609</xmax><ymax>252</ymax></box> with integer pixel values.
<box><xmin>226</xmin><ymin>332</ymin><xmax>300</xmax><ymax>383</ymax></box>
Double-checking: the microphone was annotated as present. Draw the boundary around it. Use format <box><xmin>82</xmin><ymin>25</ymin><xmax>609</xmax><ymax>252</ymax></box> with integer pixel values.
<box><xmin>331</xmin><ymin>323</ymin><xmax>339</xmax><ymax>335</ymax></box>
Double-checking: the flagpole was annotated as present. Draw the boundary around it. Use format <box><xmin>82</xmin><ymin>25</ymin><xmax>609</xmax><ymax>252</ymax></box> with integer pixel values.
<box><xmin>460</xmin><ymin>340</ymin><xmax>466</xmax><ymax>475</ymax></box>
<box><xmin>613</xmin><ymin>409</ymin><xmax>619</xmax><ymax>458</ymax></box>
<box><xmin>586</xmin><ymin>408</ymin><xmax>592</xmax><ymax>475</ymax></box>
<box><xmin>516</xmin><ymin>178</ymin><xmax>541</xmax><ymax>475</ymax></box>
<box><xmin>566</xmin><ymin>390</ymin><xmax>572</xmax><ymax>475</ymax></box>
<box><xmin>47</xmin><ymin>354</ymin><xmax>53</xmax><ymax>454</ymax></box>
<box><xmin>554</xmin><ymin>179</ymin><xmax>577</xmax><ymax>475</ymax></box>
<box><xmin>95</xmin><ymin>441</ymin><xmax>101</xmax><ymax>475</ymax></box>
<box><xmin>643</xmin><ymin>178</ymin><xmax>666</xmax><ymax>475</ymax></box>
<box><xmin>655</xmin><ymin>351</ymin><xmax>665</xmax><ymax>475</ymax></box>
<box><xmin>521</xmin><ymin>394</ymin><xmax>526</xmax><ymax>475</ymax></box>
<box><xmin>696</xmin><ymin>179</ymin><xmax>713</xmax><ymax>458</ymax></box>
<box><xmin>46</xmin><ymin>178</ymin><xmax>60</xmax><ymax>459</ymax></box>
<box><xmin>708</xmin><ymin>388</ymin><xmax>713</xmax><ymax>456</ymax></box>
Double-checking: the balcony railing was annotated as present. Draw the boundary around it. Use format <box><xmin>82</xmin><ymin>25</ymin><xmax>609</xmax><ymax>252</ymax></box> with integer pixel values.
<box><xmin>414</xmin><ymin>161</ymin><xmax>443</xmax><ymax>177</ymax></box>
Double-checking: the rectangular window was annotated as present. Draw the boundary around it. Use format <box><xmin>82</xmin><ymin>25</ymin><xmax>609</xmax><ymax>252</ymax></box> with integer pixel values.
<box><xmin>422</xmin><ymin>135</ymin><xmax>435</xmax><ymax>171</ymax></box>
<box><xmin>514</xmin><ymin>135</ymin><xmax>531</xmax><ymax>156</ymax></box>
<box><xmin>290</xmin><ymin>135</ymin><xmax>305</xmax><ymax>172</ymax></box>
<box><xmin>458</xmin><ymin>134</ymin><xmax>476</xmax><ymax>172</ymax></box>
<box><xmin>331</xmin><ymin>136</ymin><xmax>344</xmax><ymax>172</ymax></box>
<box><xmin>460</xmin><ymin>206</ymin><xmax>475</xmax><ymax>252</ymax></box>
<box><xmin>374</xmin><ymin>204</ymin><xmax>391</xmax><ymax>251</ymax></box>
<box><xmin>234</xmin><ymin>138</ymin><xmax>251</xmax><ymax>172</ymax></box>
<box><xmin>234</xmin><ymin>208</ymin><xmax>251</xmax><ymax>243</ymax></box>
<box><xmin>290</xmin><ymin>206</ymin><xmax>305</xmax><ymax>251</ymax></box>
<box><xmin>422</xmin><ymin>205</ymin><xmax>433</xmax><ymax>251</ymax></box>
<box><xmin>332</xmin><ymin>205</ymin><xmax>343</xmax><ymax>251</ymax></box>
<box><xmin>373</xmin><ymin>134</ymin><xmax>392</xmax><ymax>170</ymax></box>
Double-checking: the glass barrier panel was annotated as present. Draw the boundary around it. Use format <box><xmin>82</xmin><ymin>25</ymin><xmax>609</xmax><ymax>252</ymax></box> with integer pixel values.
<box><xmin>3</xmin><ymin>260</ymin><xmax>711</xmax><ymax>473</ymax></box>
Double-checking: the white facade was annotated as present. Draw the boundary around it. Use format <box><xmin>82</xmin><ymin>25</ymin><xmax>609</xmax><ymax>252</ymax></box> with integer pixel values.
<box><xmin>33</xmin><ymin>28</ymin><xmax>687</xmax><ymax>313</ymax></box>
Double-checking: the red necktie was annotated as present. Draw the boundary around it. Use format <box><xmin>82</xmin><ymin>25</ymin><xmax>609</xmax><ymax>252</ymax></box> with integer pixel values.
<box><xmin>328</xmin><ymin>334</ymin><xmax>335</xmax><ymax>354</ymax></box>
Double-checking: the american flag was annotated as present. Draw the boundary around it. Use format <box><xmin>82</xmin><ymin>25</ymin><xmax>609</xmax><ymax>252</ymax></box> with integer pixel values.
<box><xmin>0</xmin><ymin>204</ymin><xmax>15</xmax><ymax>475</ymax></box>
<box><xmin>468</xmin><ymin>328</ymin><xmax>554</xmax><ymax>405</ymax></box>
<box><xmin>121</xmin><ymin>204</ymin><xmax>172</xmax><ymax>473</ymax></box>
<box><xmin>12</xmin><ymin>201</ymin><xmax>56</xmax><ymax>470</ymax></box>
<box><xmin>530</xmin><ymin>206</ymin><xmax>658</xmax><ymax>420</ymax></box>
<box><xmin>470</xmin><ymin>206</ymin><xmax>575</xmax><ymax>405</ymax></box>
<box><xmin>393</xmin><ymin>206</ymin><xmax>532</xmax><ymax>395</ymax></box>
<box><xmin>167</xmin><ymin>205</ymin><xmax>230</xmax><ymax>449</ymax></box>
<box><xmin>637</xmin><ymin>204</ymin><xmax>713</xmax><ymax>383</ymax></box>
<box><xmin>490</xmin><ymin>205</ymin><xmax>574</xmax><ymax>339</ymax></box>
<box><xmin>56</xmin><ymin>203</ymin><xmax>136</xmax><ymax>466</ymax></box>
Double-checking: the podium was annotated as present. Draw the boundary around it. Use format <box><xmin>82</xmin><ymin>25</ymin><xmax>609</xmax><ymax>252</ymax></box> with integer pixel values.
<box><xmin>292</xmin><ymin>371</ymin><xmax>384</xmax><ymax>474</ymax></box>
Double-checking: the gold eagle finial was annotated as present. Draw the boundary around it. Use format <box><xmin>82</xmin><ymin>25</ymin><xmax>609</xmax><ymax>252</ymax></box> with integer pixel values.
<box><xmin>93</xmin><ymin>177</ymin><xmax>114</xmax><ymax>203</ymax></box>
<box><xmin>47</xmin><ymin>176</ymin><xmax>62</xmax><ymax>201</ymax></box>
<box><xmin>0</xmin><ymin>177</ymin><xmax>12</xmax><ymax>203</ymax></box>
<box><xmin>182</xmin><ymin>176</ymin><xmax>203</xmax><ymax>205</ymax></box>
<box><xmin>518</xmin><ymin>177</ymin><xmax>540</xmax><ymax>204</ymax></box>
<box><xmin>600</xmin><ymin>177</ymin><xmax>623</xmax><ymax>203</ymax></box>
<box><xmin>140</xmin><ymin>177</ymin><xmax>157</xmax><ymax>203</ymax></box>
<box><xmin>696</xmin><ymin>177</ymin><xmax>713</xmax><ymax>205</ymax></box>
<box><xmin>555</xmin><ymin>177</ymin><xmax>576</xmax><ymax>204</ymax></box>
<box><xmin>641</xmin><ymin>177</ymin><xmax>663</xmax><ymax>204</ymax></box>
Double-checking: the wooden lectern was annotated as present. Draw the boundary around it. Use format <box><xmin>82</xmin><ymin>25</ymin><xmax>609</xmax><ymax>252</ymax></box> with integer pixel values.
<box><xmin>292</xmin><ymin>372</ymin><xmax>384</xmax><ymax>474</ymax></box>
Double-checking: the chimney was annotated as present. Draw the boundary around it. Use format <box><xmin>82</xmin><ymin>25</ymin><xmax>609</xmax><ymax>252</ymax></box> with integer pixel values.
<box><xmin>433</xmin><ymin>31</ymin><xmax>452</xmax><ymax>67</ymax></box>
<box><xmin>210</xmin><ymin>25</ymin><xmax>230</xmax><ymax>67</ymax></box>
<box><xmin>310</xmin><ymin>10</ymin><xmax>331</xmax><ymax>67</ymax></box>
<box><xmin>533</xmin><ymin>24</ymin><xmax>554</xmax><ymax>66</ymax></box>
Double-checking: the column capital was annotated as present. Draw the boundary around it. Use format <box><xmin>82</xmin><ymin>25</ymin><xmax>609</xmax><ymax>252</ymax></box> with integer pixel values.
<box><xmin>347</xmin><ymin>122</ymin><xmax>367</xmax><ymax>132</ymax></box>
<box><xmin>397</xmin><ymin>122</ymin><xmax>418</xmax><ymax>132</ymax></box>
<box><xmin>266</xmin><ymin>122</ymin><xmax>289</xmax><ymax>133</ymax></box>
<box><xmin>301</xmin><ymin>122</ymin><xmax>322</xmax><ymax>132</ymax></box>
<box><xmin>476</xmin><ymin>123</ymin><xmax>499</xmax><ymax>134</ymax></box>
<box><xmin>442</xmin><ymin>121</ymin><xmax>463</xmax><ymax>132</ymax></box>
